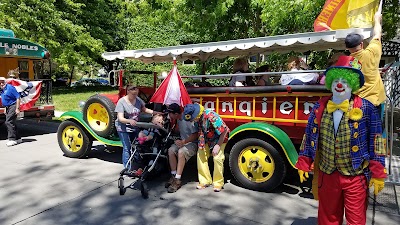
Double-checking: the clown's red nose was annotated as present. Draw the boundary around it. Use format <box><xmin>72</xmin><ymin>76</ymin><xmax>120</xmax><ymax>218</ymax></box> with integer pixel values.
<box><xmin>337</xmin><ymin>83</ymin><xmax>343</xmax><ymax>88</ymax></box>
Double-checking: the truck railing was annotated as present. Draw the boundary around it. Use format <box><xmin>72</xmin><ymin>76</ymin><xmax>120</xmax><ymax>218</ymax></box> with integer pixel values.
<box><xmin>381</xmin><ymin>61</ymin><xmax>400</xmax><ymax>184</ymax></box>
<box><xmin>36</xmin><ymin>79</ymin><xmax>53</xmax><ymax>105</ymax></box>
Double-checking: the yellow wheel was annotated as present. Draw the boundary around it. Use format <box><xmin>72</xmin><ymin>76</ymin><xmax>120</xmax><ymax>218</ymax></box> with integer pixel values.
<box><xmin>238</xmin><ymin>145</ymin><xmax>275</xmax><ymax>183</ymax></box>
<box><xmin>229</xmin><ymin>138</ymin><xmax>286</xmax><ymax>191</ymax></box>
<box><xmin>83</xmin><ymin>94</ymin><xmax>116</xmax><ymax>138</ymax></box>
<box><xmin>57</xmin><ymin>120</ymin><xmax>92</xmax><ymax>158</ymax></box>
<box><xmin>86</xmin><ymin>102</ymin><xmax>110</xmax><ymax>132</ymax></box>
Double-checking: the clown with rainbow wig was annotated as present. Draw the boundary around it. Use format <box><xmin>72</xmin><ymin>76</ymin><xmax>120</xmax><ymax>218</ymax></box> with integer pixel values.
<box><xmin>295</xmin><ymin>55</ymin><xmax>386</xmax><ymax>225</ymax></box>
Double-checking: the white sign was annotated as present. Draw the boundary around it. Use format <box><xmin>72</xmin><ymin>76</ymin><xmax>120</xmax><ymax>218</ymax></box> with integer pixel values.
<box><xmin>0</xmin><ymin>42</ymin><xmax>39</xmax><ymax>51</ymax></box>
<box><xmin>193</xmin><ymin>98</ymin><xmax>315</xmax><ymax>117</ymax></box>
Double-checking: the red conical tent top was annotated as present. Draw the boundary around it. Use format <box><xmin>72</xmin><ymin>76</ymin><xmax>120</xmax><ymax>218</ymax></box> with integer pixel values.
<box><xmin>150</xmin><ymin>62</ymin><xmax>192</xmax><ymax>106</ymax></box>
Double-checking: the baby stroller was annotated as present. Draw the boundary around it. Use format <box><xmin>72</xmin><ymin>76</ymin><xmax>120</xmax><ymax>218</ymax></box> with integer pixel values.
<box><xmin>118</xmin><ymin>120</ymin><xmax>175</xmax><ymax>198</ymax></box>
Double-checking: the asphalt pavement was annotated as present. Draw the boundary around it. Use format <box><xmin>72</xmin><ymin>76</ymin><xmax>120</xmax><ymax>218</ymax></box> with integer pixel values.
<box><xmin>0</xmin><ymin>119</ymin><xmax>399</xmax><ymax>225</ymax></box>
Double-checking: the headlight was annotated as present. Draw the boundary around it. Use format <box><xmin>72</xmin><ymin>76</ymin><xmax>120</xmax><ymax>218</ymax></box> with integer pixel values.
<box><xmin>78</xmin><ymin>101</ymin><xmax>86</xmax><ymax>108</ymax></box>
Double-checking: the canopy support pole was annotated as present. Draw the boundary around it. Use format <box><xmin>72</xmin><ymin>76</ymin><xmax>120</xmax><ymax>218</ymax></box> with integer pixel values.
<box><xmin>202</xmin><ymin>62</ymin><xmax>207</xmax><ymax>82</ymax></box>
<box><xmin>172</xmin><ymin>55</ymin><xmax>177</xmax><ymax>66</ymax></box>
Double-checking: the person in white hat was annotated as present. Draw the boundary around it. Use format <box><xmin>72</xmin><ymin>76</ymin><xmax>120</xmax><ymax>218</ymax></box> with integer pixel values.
<box><xmin>0</xmin><ymin>76</ymin><xmax>22</xmax><ymax>146</ymax></box>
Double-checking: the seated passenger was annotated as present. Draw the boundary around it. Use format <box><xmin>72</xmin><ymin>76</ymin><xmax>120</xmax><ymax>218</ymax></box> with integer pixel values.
<box><xmin>184</xmin><ymin>80</ymin><xmax>212</xmax><ymax>88</ymax></box>
<box><xmin>246</xmin><ymin>75</ymin><xmax>256</xmax><ymax>86</ymax></box>
<box><xmin>229</xmin><ymin>58</ymin><xmax>251</xmax><ymax>86</ymax></box>
<box><xmin>256</xmin><ymin>64</ymin><xmax>271</xmax><ymax>86</ymax></box>
<box><xmin>137</xmin><ymin>114</ymin><xmax>164</xmax><ymax>144</ymax></box>
<box><xmin>327</xmin><ymin>52</ymin><xmax>346</xmax><ymax>68</ymax></box>
<box><xmin>280</xmin><ymin>57</ymin><xmax>319</xmax><ymax>85</ymax></box>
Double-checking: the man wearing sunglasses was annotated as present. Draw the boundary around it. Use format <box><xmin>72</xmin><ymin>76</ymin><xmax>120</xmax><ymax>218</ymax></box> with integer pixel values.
<box><xmin>0</xmin><ymin>76</ymin><xmax>22</xmax><ymax>146</ymax></box>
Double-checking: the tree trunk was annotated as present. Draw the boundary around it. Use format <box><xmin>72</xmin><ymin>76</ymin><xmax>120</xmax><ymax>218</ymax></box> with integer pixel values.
<box><xmin>69</xmin><ymin>66</ymin><xmax>75</xmax><ymax>86</ymax></box>
<box><xmin>201</xmin><ymin>62</ymin><xmax>206</xmax><ymax>82</ymax></box>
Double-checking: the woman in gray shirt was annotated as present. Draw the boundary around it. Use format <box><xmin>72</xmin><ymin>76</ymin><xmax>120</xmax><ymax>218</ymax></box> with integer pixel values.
<box><xmin>115</xmin><ymin>84</ymin><xmax>158</xmax><ymax>176</ymax></box>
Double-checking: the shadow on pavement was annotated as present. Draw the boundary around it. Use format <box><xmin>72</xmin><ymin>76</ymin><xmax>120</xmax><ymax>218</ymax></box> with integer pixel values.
<box><xmin>291</xmin><ymin>217</ymin><xmax>317</xmax><ymax>225</ymax></box>
<box><xmin>86</xmin><ymin>144</ymin><xmax>122</xmax><ymax>164</ymax></box>
<box><xmin>19</xmin><ymin>138</ymin><xmax>38</xmax><ymax>144</ymax></box>
<box><xmin>0</xmin><ymin>119</ymin><xmax>60</xmax><ymax>141</ymax></box>
<box><xmin>84</xmin><ymin>143</ymin><xmax>309</xmax><ymax>197</ymax></box>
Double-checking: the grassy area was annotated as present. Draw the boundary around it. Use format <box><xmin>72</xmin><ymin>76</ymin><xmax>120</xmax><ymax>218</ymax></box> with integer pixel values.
<box><xmin>52</xmin><ymin>86</ymin><xmax>119</xmax><ymax>112</ymax></box>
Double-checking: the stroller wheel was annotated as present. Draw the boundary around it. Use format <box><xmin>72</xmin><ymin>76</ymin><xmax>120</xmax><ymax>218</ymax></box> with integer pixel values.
<box><xmin>118</xmin><ymin>177</ymin><xmax>126</xmax><ymax>195</ymax></box>
<box><xmin>120</xmin><ymin>168</ymin><xmax>128</xmax><ymax>176</ymax></box>
<box><xmin>140</xmin><ymin>182</ymin><xmax>149</xmax><ymax>199</ymax></box>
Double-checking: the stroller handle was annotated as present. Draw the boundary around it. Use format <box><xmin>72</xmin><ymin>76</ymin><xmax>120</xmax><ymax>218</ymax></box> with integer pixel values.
<box><xmin>135</xmin><ymin>122</ymin><xmax>168</xmax><ymax>135</ymax></box>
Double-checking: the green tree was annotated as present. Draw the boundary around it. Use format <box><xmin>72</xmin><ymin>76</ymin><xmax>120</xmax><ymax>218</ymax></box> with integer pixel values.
<box><xmin>0</xmin><ymin>0</ymin><xmax>108</xmax><ymax>83</ymax></box>
<box><xmin>1</xmin><ymin>0</ymin><xmax>397</xmax><ymax>84</ymax></box>
<box><xmin>108</xmin><ymin>0</ymin><xmax>201</xmax><ymax>85</ymax></box>
<box><xmin>382</xmin><ymin>0</ymin><xmax>400</xmax><ymax>40</ymax></box>
<box><xmin>180</xmin><ymin>0</ymin><xmax>326</xmax><ymax>41</ymax></box>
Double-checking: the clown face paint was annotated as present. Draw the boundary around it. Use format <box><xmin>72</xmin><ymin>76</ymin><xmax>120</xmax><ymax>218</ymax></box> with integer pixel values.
<box><xmin>331</xmin><ymin>78</ymin><xmax>352</xmax><ymax>102</ymax></box>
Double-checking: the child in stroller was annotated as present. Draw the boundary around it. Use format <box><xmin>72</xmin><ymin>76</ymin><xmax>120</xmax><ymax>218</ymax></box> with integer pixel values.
<box><xmin>118</xmin><ymin>113</ymin><xmax>175</xmax><ymax>198</ymax></box>
<box><xmin>137</xmin><ymin>114</ymin><xmax>164</xmax><ymax>145</ymax></box>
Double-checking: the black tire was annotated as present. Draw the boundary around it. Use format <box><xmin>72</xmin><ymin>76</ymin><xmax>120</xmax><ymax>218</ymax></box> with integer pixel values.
<box><xmin>118</xmin><ymin>177</ymin><xmax>125</xmax><ymax>195</ymax></box>
<box><xmin>229</xmin><ymin>138</ymin><xmax>286</xmax><ymax>192</ymax></box>
<box><xmin>57</xmin><ymin>120</ymin><xmax>92</xmax><ymax>158</ymax></box>
<box><xmin>83</xmin><ymin>94</ymin><xmax>116</xmax><ymax>138</ymax></box>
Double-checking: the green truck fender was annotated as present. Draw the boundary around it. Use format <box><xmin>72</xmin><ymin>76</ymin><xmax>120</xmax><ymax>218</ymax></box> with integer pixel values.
<box><xmin>59</xmin><ymin>111</ymin><xmax>122</xmax><ymax>147</ymax></box>
<box><xmin>228</xmin><ymin>122</ymin><xmax>298</xmax><ymax>168</ymax></box>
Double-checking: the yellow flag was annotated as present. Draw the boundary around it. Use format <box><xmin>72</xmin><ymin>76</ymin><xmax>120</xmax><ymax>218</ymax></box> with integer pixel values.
<box><xmin>314</xmin><ymin>0</ymin><xmax>350</xmax><ymax>31</ymax></box>
<box><xmin>347</xmin><ymin>0</ymin><xmax>380</xmax><ymax>28</ymax></box>
<box><xmin>314</xmin><ymin>0</ymin><xmax>380</xmax><ymax>31</ymax></box>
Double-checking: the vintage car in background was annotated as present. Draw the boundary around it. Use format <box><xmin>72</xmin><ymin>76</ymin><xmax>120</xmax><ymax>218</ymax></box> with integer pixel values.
<box><xmin>0</xmin><ymin>28</ymin><xmax>54</xmax><ymax>120</ymax></box>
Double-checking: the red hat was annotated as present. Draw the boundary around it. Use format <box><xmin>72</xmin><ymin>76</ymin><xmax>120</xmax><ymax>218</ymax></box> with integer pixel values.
<box><xmin>324</xmin><ymin>55</ymin><xmax>365</xmax><ymax>87</ymax></box>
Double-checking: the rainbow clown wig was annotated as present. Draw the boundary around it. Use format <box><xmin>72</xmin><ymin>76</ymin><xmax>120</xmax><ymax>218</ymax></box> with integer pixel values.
<box><xmin>324</xmin><ymin>55</ymin><xmax>365</xmax><ymax>92</ymax></box>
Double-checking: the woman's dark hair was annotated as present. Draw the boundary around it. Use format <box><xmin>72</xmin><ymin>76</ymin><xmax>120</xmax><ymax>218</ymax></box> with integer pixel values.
<box><xmin>256</xmin><ymin>65</ymin><xmax>270</xmax><ymax>73</ymax></box>
<box><xmin>246</xmin><ymin>75</ymin><xmax>255</xmax><ymax>86</ymax></box>
<box><xmin>233</xmin><ymin>58</ymin><xmax>249</xmax><ymax>73</ymax></box>
<box><xmin>126</xmin><ymin>84</ymin><xmax>137</xmax><ymax>90</ymax></box>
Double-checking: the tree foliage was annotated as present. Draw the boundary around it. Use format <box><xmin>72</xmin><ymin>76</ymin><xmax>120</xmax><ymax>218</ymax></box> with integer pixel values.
<box><xmin>382</xmin><ymin>0</ymin><xmax>400</xmax><ymax>40</ymax></box>
<box><xmin>0</xmin><ymin>0</ymin><xmax>398</xmax><ymax>82</ymax></box>
<box><xmin>181</xmin><ymin>0</ymin><xmax>327</xmax><ymax>41</ymax></box>
<box><xmin>0</xmin><ymin>0</ymin><xmax>127</xmax><ymax>81</ymax></box>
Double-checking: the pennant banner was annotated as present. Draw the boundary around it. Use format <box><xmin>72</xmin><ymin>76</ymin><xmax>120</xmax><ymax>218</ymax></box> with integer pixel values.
<box><xmin>314</xmin><ymin>0</ymin><xmax>379</xmax><ymax>32</ymax></box>
<box><xmin>149</xmin><ymin>65</ymin><xmax>192</xmax><ymax>107</ymax></box>
<box><xmin>3</xmin><ymin>79</ymin><xmax>42</xmax><ymax>111</ymax></box>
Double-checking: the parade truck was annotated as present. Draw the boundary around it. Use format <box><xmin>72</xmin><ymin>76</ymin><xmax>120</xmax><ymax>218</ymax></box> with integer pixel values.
<box><xmin>57</xmin><ymin>27</ymin><xmax>398</xmax><ymax>191</ymax></box>
<box><xmin>0</xmin><ymin>29</ymin><xmax>54</xmax><ymax>120</ymax></box>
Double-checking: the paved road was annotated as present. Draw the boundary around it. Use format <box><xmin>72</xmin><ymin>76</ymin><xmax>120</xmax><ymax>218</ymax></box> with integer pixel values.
<box><xmin>0</xmin><ymin>120</ymin><xmax>399</xmax><ymax>225</ymax></box>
